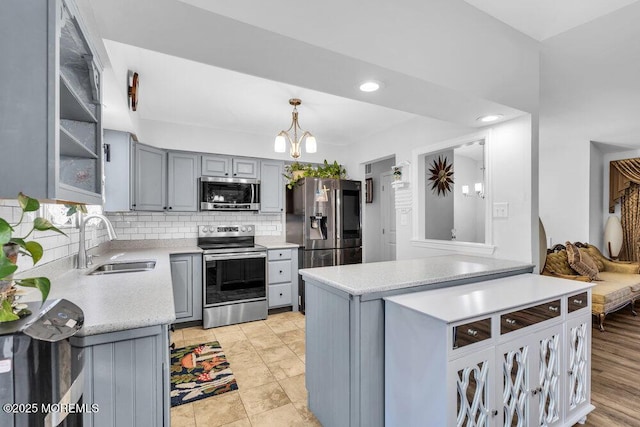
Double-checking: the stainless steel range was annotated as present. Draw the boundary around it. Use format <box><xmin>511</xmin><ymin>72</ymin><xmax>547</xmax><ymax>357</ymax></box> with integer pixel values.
<box><xmin>198</xmin><ymin>225</ymin><xmax>268</xmax><ymax>329</ymax></box>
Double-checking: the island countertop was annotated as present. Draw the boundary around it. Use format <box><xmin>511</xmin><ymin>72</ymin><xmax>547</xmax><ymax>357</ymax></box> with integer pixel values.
<box><xmin>16</xmin><ymin>245</ymin><xmax>202</xmax><ymax>337</ymax></box>
<box><xmin>299</xmin><ymin>254</ymin><xmax>534</xmax><ymax>296</ymax></box>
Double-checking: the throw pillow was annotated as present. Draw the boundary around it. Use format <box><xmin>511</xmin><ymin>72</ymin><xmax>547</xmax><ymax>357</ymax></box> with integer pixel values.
<box><xmin>566</xmin><ymin>242</ymin><xmax>601</xmax><ymax>280</ymax></box>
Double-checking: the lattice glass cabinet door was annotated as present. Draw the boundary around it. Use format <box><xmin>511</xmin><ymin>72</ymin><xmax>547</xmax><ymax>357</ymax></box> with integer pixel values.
<box><xmin>498</xmin><ymin>334</ymin><xmax>531</xmax><ymax>427</ymax></box>
<box><xmin>450</xmin><ymin>347</ymin><xmax>498</xmax><ymax>427</ymax></box>
<box><xmin>536</xmin><ymin>325</ymin><xmax>562</xmax><ymax>427</ymax></box>
<box><xmin>565</xmin><ymin>316</ymin><xmax>591</xmax><ymax>422</ymax></box>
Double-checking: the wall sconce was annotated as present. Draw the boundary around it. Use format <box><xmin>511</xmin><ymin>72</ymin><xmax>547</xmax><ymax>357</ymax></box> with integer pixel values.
<box><xmin>462</xmin><ymin>183</ymin><xmax>484</xmax><ymax>198</ymax></box>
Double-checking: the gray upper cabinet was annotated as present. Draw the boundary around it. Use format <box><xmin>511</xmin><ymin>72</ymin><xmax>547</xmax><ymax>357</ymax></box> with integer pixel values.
<box><xmin>104</xmin><ymin>133</ymin><xmax>198</xmax><ymax>212</ymax></box>
<box><xmin>260</xmin><ymin>160</ymin><xmax>285</xmax><ymax>213</ymax></box>
<box><xmin>233</xmin><ymin>158</ymin><xmax>259</xmax><ymax>178</ymax></box>
<box><xmin>167</xmin><ymin>152</ymin><xmax>199</xmax><ymax>212</ymax></box>
<box><xmin>202</xmin><ymin>155</ymin><xmax>259</xmax><ymax>179</ymax></box>
<box><xmin>201</xmin><ymin>155</ymin><xmax>231</xmax><ymax>177</ymax></box>
<box><xmin>0</xmin><ymin>0</ymin><xmax>103</xmax><ymax>204</ymax></box>
<box><xmin>103</xmin><ymin>130</ymin><xmax>134</xmax><ymax>212</ymax></box>
<box><xmin>135</xmin><ymin>144</ymin><xmax>167</xmax><ymax>211</ymax></box>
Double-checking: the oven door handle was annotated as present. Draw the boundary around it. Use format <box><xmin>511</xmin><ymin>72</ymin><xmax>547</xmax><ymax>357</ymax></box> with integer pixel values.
<box><xmin>204</xmin><ymin>252</ymin><xmax>267</xmax><ymax>262</ymax></box>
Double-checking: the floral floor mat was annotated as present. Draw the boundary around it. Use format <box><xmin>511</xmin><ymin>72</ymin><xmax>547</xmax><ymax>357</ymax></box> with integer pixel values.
<box><xmin>170</xmin><ymin>341</ymin><xmax>238</xmax><ymax>407</ymax></box>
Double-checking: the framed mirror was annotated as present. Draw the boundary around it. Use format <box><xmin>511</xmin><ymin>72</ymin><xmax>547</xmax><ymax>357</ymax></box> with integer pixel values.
<box><xmin>412</xmin><ymin>131</ymin><xmax>495</xmax><ymax>254</ymax></box>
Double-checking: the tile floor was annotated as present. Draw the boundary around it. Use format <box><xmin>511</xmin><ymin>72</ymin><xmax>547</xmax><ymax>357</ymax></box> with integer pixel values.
<box><xmin>170</xmin><ymin>311</ymin><xmax>321</xmax><ymax>427</ymax></box>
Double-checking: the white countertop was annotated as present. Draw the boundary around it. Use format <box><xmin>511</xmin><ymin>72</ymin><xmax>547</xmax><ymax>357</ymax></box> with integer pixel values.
<box><xmin>299</xmin><ymin>255</ymin><xmax>534</xmax><ymax>296</ymax></box>
<box><xmin>17</xmin><ymin>245</ymin><xmax>202</xmax><ymax>337</ymax></box>
<box><xmin>258</xmin><ymin>241</ymin><xmax>299</xmax><ymax>249</ymax></box>
<box><xmin>385</xmin><ymin>273</ymin><xmax>593</xmax><ymax>323</ymax></box>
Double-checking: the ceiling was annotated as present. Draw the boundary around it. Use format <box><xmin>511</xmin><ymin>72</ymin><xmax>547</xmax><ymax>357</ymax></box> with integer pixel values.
<box><xmin>84</xmin><ymin>0</ymin><xmax>640</xmax><ymax>154</ymax></box>
<box><xmin>463</xmin><ymin>0</ymin><xmax>640</xmax><ymax>41</ymax></box>
<box><xmin>103</xmin><ymin>40</ymin><xmax>419</xmax><ymax>146</ymax></box>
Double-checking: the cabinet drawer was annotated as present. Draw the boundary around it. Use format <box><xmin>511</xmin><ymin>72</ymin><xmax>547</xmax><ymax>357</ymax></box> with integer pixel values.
<box><xmin>269</xmin><ymin>283</ymin><xmax>292</xmax><ymax>307</ymax></box>
<box><xmin>269</xmin><ymin>261</ymin><xmax>292</xmax><ymax>284</ymax></box>
<box><xmin>268</xmin><ymin>249</ymin><xmax>292</xmax><ymax>261</ymax></box>
<box><xmin>568</xmin><ymin>292</ymin><xmax>588</xmax><ymax>313</ymax></box>
<box><xmin>452</xmin><ymin>318</ymin><xmax>492</xmax><ymax>349</ymax></box>
<box><xmin>501</xmin><ymin>299</ymin><xmax>561</xmax><ymax>334</ymax></box>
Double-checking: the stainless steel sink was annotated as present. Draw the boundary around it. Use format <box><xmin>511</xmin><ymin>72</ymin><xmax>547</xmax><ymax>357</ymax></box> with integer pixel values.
<box><xmin>88</xmin><ymin>260</ymin><xmax>156</xmax><ymax>275</ymax></box>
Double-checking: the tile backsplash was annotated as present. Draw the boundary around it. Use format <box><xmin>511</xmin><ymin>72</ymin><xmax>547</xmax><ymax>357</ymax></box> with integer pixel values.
<box><xmin>0</xmin><ymin>198</ymin><xmax>284</xmax><ymax>274</ymax></box>
<box><xmin>0</xmin><ymin>200</ymin><xmax>108</xmax><ymax>273</ymax></box>
<box><xmin>105</xmin><ymin>211</ymin><xmax>284</xmax><ymax>240</ymax></box>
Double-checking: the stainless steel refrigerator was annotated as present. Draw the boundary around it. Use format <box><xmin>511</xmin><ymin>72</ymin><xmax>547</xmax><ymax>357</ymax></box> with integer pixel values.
<box><xmin>286</xmin><ymin>178</ymin><xmax>362</xmax><ymax>312</ymax></box>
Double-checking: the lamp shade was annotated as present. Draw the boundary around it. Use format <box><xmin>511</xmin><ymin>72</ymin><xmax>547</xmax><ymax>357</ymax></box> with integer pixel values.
<box><xmin>274</xmin><ymin>134</ymin><xmax>286</xmax><ymax>153</ymax></box>
<box><xmin>306</xmin><ymin>135</ymin><xmax>317</xmax><ymax>153</ymax></box>
<box><xmin>604</xmin><ymin>215</ymin><xmax>623</xmax><ymax>258</ymax></box>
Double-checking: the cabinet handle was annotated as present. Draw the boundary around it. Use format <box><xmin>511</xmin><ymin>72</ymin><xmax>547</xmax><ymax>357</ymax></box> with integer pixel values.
<box><xmin>233</xmin><ymin>173</ymin><xmax>237</xmax><ymax>176</ymax></box>
<box><xmin>279</xmin><ymin>270</ymin><xmax>283</xmax><ymax>274</ymax></box>
<box><xmin>568</xmin><ymin>369</ymin><xmax>574</xmax><ymax>376</ymax></box>
<box><xmin>225</xmin><ymin>173</ymin><xmax>229</xmax><ymax>176</ymax></box>
<box><xmin>169</xmin><ymin>206</ymin><xmax>173</xmax><ymax>210</ymax></box>
<box><xmin>467</xmin><ymin>328</ymin><xmax>478</xmax><ymax>337</ymax></box>
<box><xmin>530</xmin><ymin>386</ymin><xmax>543</xmax><ymax>396</ymax></box>
<box><xmin>505</xmin><ymin>318</ymin><xmax>516</xmax><ymax>325</ymax></box>
<box><xmin>279</xmin><ymin>293</ymin><xmax>283</xmax><ymax>296</ymax></box>
<box><xmin>490</xmin><ymin>410</ymin><xmax>498</xmax><ymax>417</ymax></box>
<box><xmin>548</xmin><ymin>305</ymin><xmax>559</xmax><ymax>312</ymax></box>
<box><xmin>573</xmin><ymin>299</ymin><xmax>583</xmax><ymax>305</ymax></box>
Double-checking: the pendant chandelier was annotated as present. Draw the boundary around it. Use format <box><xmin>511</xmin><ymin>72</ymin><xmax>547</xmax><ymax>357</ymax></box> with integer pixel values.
<box><xmin>274</xmin><ymin>98</ymin><xmax>317</xmax><ymax>159</ymax></box>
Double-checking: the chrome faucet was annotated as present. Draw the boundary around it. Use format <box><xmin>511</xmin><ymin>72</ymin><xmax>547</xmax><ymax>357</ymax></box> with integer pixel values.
<box><xmin>76</xmin><ymin>214</ymin><xmax>117</xmax><ymax>269</ymax></box>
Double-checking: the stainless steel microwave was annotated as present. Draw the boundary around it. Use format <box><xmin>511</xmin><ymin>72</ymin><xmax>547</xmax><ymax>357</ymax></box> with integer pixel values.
<box><xmin>200</xmin><ymin>177</ymin><xmax>261</xmax><ymax>211</ymax></box>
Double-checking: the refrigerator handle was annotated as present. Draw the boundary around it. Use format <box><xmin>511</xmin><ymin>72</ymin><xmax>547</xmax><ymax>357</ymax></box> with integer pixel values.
<box><xmin>335</xmin><ymin>188</ymin><xmax>340</xmax><ymax>240</ymax></box>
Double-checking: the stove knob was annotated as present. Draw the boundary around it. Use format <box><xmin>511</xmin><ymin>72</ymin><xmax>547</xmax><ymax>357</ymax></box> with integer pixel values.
<box><xmin>246</xmin><ymin>226</ymin><xmax>252</xmax><ymax>232</ymax></box>
<box><xmin>240</xmin><ymin>226</ymin><xmax>247</xmax><ymax>232</ymax></box>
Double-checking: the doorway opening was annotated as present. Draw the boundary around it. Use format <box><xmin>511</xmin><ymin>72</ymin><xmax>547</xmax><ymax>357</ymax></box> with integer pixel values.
<box><xmin>364</xmin><ymin>156</ymin><xmax>396</xmax><ymax>262</ymax></box>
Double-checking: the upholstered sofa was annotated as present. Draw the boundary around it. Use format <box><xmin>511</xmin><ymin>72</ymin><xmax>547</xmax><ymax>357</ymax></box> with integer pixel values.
<box><xmin>542</xmin><ymin>242</ymin><xmax>640</xmax><ymax>331</ymax></box>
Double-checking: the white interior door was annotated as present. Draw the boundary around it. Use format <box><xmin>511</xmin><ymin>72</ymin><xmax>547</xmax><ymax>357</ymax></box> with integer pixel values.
<box><xmin>381</xmin><ymin>171</ymin><xmax>396</xmax><ymax>261</ymax></box>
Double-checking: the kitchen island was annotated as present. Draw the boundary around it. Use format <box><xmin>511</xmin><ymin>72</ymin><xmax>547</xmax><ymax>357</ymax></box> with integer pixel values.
<box><xmin>299</xmin><ymin>255</ymin><xmax>534</xmax><ymax>427</ymax></box>
<box><xmin>18</xmin><ymin>244</ymin><xmax>202</xmax><ymax>427</ymax></box>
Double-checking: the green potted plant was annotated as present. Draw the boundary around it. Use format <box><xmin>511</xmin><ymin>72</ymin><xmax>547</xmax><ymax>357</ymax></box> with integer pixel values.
<box><xmin>284</xmin><ymin>161</ymin><xmax>313</xmax><ymax>189</ymax></box>
<box><xmin>0</xmin><ymin>193</ymin><xmax>66</xmax><ymax>322</ymax></box>
<box><xmin>314</xmin><ymin>160</ymin><xmax>347</xmax><ymax>179</ymax></box>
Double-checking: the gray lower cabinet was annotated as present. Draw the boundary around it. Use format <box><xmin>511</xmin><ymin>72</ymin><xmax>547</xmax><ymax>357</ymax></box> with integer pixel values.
<box><xmin>167</xmin><ymin>152</ymin><xmax>199</xmax><ymax>212</ymax></box>
<box><xmin>170</xmin><ymin>253</ymin><xmax>203</xmax><ymax>322</ymax></box>
<box><xmin>135</xmin><ymin>143</ymin><xmax>167</xmax><ymax>211</ymax></box>
<box><xmin>70</xmin><ymin>324</ymin><xmax>170</xmax><ymax>427</ymax></box>
<box><xmin>304</xmin><ymin>269</ymin><xmax>533</xmax><ymax>427</ymax></box>
<box><xmin>0</xmin><ymin>0</ymin><xmax>103</xmax><ymax>204</ymax></box>
<box><xmin>260</xmin><ymin>160</ymin><xmax>285</xmax><ymax>213</ymax></box>
<box><xmin>267</xmin><ymin>248</ymin><xmax>298</xmax><ymax>310</ymax></box>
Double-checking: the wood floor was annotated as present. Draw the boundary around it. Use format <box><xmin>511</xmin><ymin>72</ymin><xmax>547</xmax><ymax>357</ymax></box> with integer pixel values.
<box><xmin>585</xmin><ymin>307</ymin><xmax>640</xmax><ymax>426</ymax></box>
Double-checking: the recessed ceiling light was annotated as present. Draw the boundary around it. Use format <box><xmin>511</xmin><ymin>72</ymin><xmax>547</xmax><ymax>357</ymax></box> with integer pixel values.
<box><xmin>477</xmin><ymin>114</ymin><xmax>504</xmax><ymax>123</ymax></box>
<box><xmin>359</xmin><ymin>81</ymin><xmax>381</xmax><ymax>92</ymax></box>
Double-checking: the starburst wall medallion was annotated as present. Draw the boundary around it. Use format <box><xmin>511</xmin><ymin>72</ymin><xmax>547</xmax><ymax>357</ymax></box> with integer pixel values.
<box><xmin>428</xmin><ymin>156</ymin><xmax>454</xmax><ymax>196</ymax></box>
